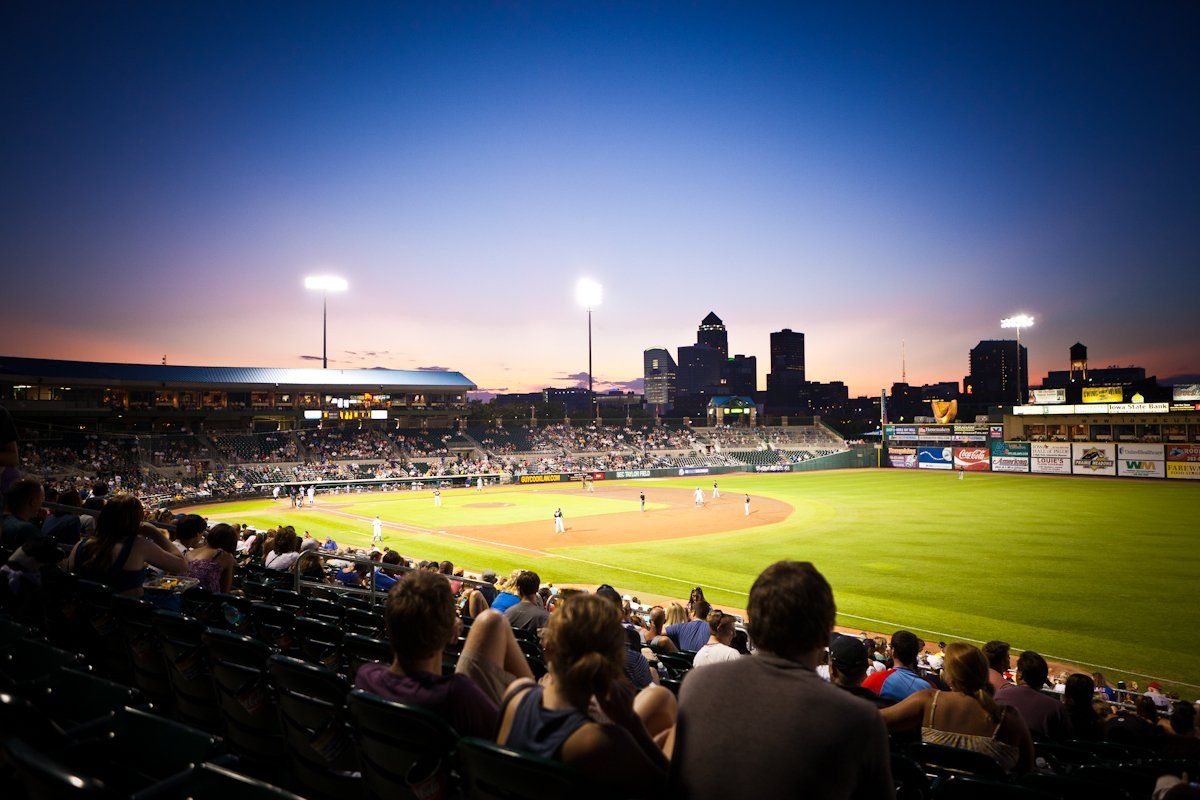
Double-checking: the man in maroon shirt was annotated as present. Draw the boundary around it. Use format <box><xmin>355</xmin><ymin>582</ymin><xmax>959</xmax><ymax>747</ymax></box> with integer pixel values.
<box><xmin>996</xmin><ymin>651</ymin><xmax>1070</xmax><ymax>741</ymax></box>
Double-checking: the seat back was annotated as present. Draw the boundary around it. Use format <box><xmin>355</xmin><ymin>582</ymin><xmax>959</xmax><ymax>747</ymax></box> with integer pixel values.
<box><xmin>891</xmin><ymin>751</ymin><xmax>931</xmax><ymax>800</ymax></box>
<box><xmin>4</xmin><ymin>737</ymin><xmax>115</xmax><ymax>800</ymax></box>
<box><xmin>343</xmin><ymin>633</ymin><xmax>392</xmax><ymax>680</ymax></box>
<box><xmin>249</xmin><ymin>604</ymin><xmax>295</xmax><ymax>651</ymax></box>
<box><xmin>344</xmin><ymin>608</ymin><xmax>385</xmax><ymax>638</ymax></box>
<box><xmin>1069</xmin><ymin>765</ymin><xmax>1157</xmax><ymax>798</ymax></box>
<box><xmin>303</xmin><ymin>597</ymin><xmax>344</xmax><ymax>625</ymax></box>
<box><xmin>268</xmin><ymin>654</ymin><xmax>361</xmax><ymax>799</ymax></box>
<box><xmin>348</xmin><ymin>690</ymin><xmax>460</xmax><ymax>800</ymax></box>
<box><xmin>292</xmin><ymin>617</ymin><xmax>343</xmax><ymax>670</ymax></box>
<box><xmin>32</xmin><ymin>668</ymin><xmax>144</xmax><ymax>736</ymax></box>
<box><xmin>456</xmin><ymin>737</ymin><xmax>586</xmax><ymax>800</ymax></box>
<box><xmin>151</xmin><ymin>610</ymin><xmax>222</xmax><ymax>732</ymax></box>
<box><xmin>202</xmin><ymin>628</ymin><xmax>284</xmax><ymax>763</ymax></box>
<box><xmin>907</xmin><ymin>741</ymin><xmax>1007</xmax><ymax>782</ymax></box>
<box><xmin>0</xmin><ymin>638</ymin><xmax>84</xmax><ymax>690</ymax></box>
<box><xmin>270</xmin><ymin>589</ymin><xmax>304</xmax><ymax>612</ymax></box>
<box><xmin>932</xmin><ymin>775</ymin><xmax>1052</xmax><ymax>799</ymax></box>
<box><xmin>1020</xmin><ymin>772</ymin><xmax>1133</xmax><ymax>800</ymax></box>
<box><xmin>112</xmin><ymin>595</ymin><xmax>172</xmax><ymax>710</ymax></box>
<box><xmin>74</xmin><ymin>580</ymin><xmax>133</xmax><ymax>683</ymax></box>
<box><xmin>156</xmin><ymin>762</ymin><xmax>307</xmax><ymax>800</ymax></box>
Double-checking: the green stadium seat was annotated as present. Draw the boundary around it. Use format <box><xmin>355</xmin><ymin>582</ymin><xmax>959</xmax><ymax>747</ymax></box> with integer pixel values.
<box><xmin>0</xmin><ymin>638</ymin><xmax>85</xmax><ymax>690</ymax></box>
<box><xmin>347</xmin><ymin>689</ymin><xmax>460</xmax><ymax>800</ymax></box>
<box><xmin>302</xmin><ymin>597</ymin><xmax>344</xmax><ymax>625</ymax></box>
<box><xmin>28</xmin><ymin>668</ymin><xmax>145</xmax><ymax>737</ymax></box>
<box><xmin>269</xmin><ymin>589</ymin><xmax>304</xmax><ymax>613</ymax></box>
<box><xmin>112</xmin><ymin>595</ymin><xmax>173</xmax><ymax>712</ymax></box>
<box><xmin>3</xmin><ymin>737</ymin><xmax>114</xmax><ymax>799</ymax></box>
<box><xmin>342</xmin><ymin>633</ymin><xmax>391</xmax><ymax>680</ymax></box>
<box><xmin>890</xmin><ymin>751</ymin><xmax>931</xmax><ymax>800</ymax></box>
<box><xmin>1069</xmin><ymin>765</ymin><xmax>1158</xmax><ymax>798</ymax></box>
<box><xmin>151</xmin><ymin>610</ymin><xmax>223</xmax><ymax>733</ymax></box>
<box><xmin>201</xmin><ymin>628</ymin><xmax>284</xmax><ymax>767</ymax></box>
<box><xmin>343</xmin><ymin>608</ymin><xmax>384</xmax><ymax>638</ymax></box>
<box><xmin>268</xmin><ymin>654</ymin><xmax>361</xmax><ymax>799</ymax></box>
<box><xmin>248</xmin><ymin>603</ymin><xmax>294</xmax><ymax>651</ymax></box>
<box><xmin>906</xmin><ymin>742</ymin><xmax>1007</xmax><ymax>782</ymax></box>
<box><xmin>147</xmin><ymin>761</ymin><xmax>306</xmax><ymax>800</ymax></box>
<box><xmin>457</xmin><ymin>737</ymin><xmax>589</xmax><ymax>800</ymax></box>
<box><xmin>292</xmin><ymin>617</ymin><xmax>343</xmax><ymax>670</ymax></box>
<box><xmin>74</xmin><ymin>581</ymin><xmax>133</xmax><ymax>684</ymax></box>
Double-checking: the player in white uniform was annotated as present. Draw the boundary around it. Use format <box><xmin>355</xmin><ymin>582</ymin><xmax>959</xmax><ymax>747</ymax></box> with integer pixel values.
<box><xmin>712</xmin><ymin>481</ymin><xmax>720</xmax><ymax>500</ymax></box>
<box><xmin>433</xmin><ymin>487</ymin><xmax>442</xmax><ymax>507</ymax></box>
<box><xmin>272</xmin><ymin>485</ymin><xmax>280</xmax><ymax>502</ymax></box>
<box><xmin>307</xmin><ymin>485</ymin><xmax>315</xmax><ymax>506</ymax></box>
<box><xmin>476</xmin><ymin>476</ymin><xmax>484</xmax><ymax>492</ymax></box>
<box><xmin>553</xmin><ymin>508</ymin><xmax>566</xmax><ymax>533</ymax></box>
<box><xmin>694</xmin><ymin>487</ymin><xmax>704</xmax><ymax>507</ymax></box>
<box><xmin>744</xmin><ymin>494</ymin><xmax>751</xmax><ymax>516</ymax></box>
<box><xmin>371</xmin><ymin>515</ymin><xmax>383</xmax><ymax>546</ymax></box>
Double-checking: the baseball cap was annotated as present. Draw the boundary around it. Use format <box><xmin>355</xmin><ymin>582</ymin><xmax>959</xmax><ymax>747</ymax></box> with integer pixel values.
<box><xmin>830</xmin><ymin>636</ymin><xmax>869</xmax><ymax>673</ymax></box>
<box><xmin>595</xmin><ymin>584</ymin><xmax>622</xmax><ymax>607</ymax></box>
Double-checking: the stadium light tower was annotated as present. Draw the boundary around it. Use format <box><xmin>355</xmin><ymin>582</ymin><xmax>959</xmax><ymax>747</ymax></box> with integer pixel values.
<box><xmin>1000</xmin><ymin>313</ymin><xmax>1034</xmax><ymax>405</ymax></box>
<box><xmin>305</xmin><ymin>275</ymin><xmax>349</xmax><ymax>368</ymax></box>
<box><xmin>575</xmin><ymin>278</ymin><xmax>603</xmax><ymax>420</ymax></box>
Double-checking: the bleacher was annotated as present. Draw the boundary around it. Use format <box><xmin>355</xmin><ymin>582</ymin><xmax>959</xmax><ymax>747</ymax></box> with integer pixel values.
<box><xmin>727</xmin><ymin>449</ymin><xmax>789</xmax><ymax>467</ymax></box>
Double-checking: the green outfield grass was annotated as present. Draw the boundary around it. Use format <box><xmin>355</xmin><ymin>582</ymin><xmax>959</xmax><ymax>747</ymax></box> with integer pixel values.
<box><xmin>193</xmin><ymin>471</ymin><xmax>1200</xmax><ymax>690</ymax></box>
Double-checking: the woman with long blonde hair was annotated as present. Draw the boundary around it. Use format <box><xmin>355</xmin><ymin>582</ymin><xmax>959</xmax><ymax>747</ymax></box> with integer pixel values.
<box><xmin>881</xmin><ymin>642</ymin><xmax>1034</xmax><ymax>774</ymax></box>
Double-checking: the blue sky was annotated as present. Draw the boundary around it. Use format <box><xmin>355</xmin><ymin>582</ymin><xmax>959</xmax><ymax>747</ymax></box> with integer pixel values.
<box><xmin>2</xmin><ymin>2</ymin><xmax>1197</xmax><ymax>395</ymax></box>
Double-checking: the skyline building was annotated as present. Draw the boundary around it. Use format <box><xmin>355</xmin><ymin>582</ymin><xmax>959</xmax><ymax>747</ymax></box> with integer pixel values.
<box><xmin>643</xmin><ymin>347</ymin><xmax>676</xmax><ymax>409</ymax></box>
<box><xmin>697</xmin><ymin>311</ymin><xmax>728</xmax><ymax>357</ymax></box>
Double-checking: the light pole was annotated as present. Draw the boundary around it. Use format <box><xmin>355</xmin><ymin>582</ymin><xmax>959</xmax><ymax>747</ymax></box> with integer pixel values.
<box><xmin>1000</xmin><ymin>314</ymin><xmax>1034</xmax><ymax>405</ymax></box>
<box><xmin>305</xmin><ymin>275</ymin><xmax>348</xmax><ymax>368</ymax></box>
<box><xmin>575</xmin><ymin>278</ymin><xmax>603</xmax><ymax>420</ymax></box>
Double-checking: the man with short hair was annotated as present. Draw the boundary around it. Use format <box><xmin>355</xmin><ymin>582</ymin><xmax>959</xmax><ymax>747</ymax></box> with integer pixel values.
<box><xmin>477</xmin><ymin>569</ymin><xmax>498</xmax><ymax>604</ymax></box>
<box><xmin>997</xmin><ymin>651</ymin><xmax>1070</xmax><ymax>740</ymax></box>
<box><xmin>83</xmin><ymin>481</ymin><xmax>108</xmax><ymax>511</ymax></box>
<box><xmin>596</xmin><ymin>584</ymin><xmax>660</xmax><ymax>688</ymax></box>
<box><xmin>503</xmin><ymin>570</ymin><xmax>549</xmax><ymax>631</ymax></box>
<box><xmin>829</xmin><ymin>636</ymin><xmax>893</xmax><ymax>709</ymax></box>
<box><xmin>355</xmin><ymin>571</ymin><xmax>533</xmax><ymax>737</ymax></box>
<box><xmin>861</xmin><ymin>630</ymin><xmax>934</xmax><ymax>702</ymax></box>
<box><xmin>2</xmin><ymin>478</ymin><xmax>45</xmax><ymax>550</ymax></box>
<box><xmin>666</xmin><ymin>600</ymin><xmax>712</xmax><ymax>652</ymax></box>
<box><xmin>983</xmin><ymin>640</ymin><xmax>1012</xmax><ymax>692</ymax></box>
<box><xmin>672</xmin><ymin>561</ymin><xmax>893</xmax><ymax>799</ymax></box>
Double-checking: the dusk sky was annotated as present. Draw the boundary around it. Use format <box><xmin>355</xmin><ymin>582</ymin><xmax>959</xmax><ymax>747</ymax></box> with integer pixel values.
<box><xmin>3</xmin><ymin>2</ymin><xmax>1198</xmax><ymax>397</ymax></box>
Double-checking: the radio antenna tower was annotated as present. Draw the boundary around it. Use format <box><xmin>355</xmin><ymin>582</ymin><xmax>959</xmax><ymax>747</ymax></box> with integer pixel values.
<box><xmin>901</xmin><ymin>340</ymin><xmax>906</xmax><ymax>383</ymax></box>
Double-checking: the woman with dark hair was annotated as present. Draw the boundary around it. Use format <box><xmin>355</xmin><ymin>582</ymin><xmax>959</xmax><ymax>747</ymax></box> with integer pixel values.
<box><xmin>1063</xmin><ymin>673</ymin><xmax>1104</xmax><ymax>741</ymax></box>
<box><xmin>184</xmin><ymin>522</ymin><xmax>238</xmax><ymax>593</ymax></box>
<box><xmin>66</xmin><ymin>494</ymin><xmax>187</xmax><ymax>595</ymax></box>
<box><xmin>264</xmin><ymin>527</ymin><xmax>300</xmax><ymax>571</ymax></box>
<box><xmin>882</xmin><ymin>642</ymin><xmax>1034</xmax><ymax>774</ymax></box>
<box><xmin>497</xmin><ymin>594</ymin><xmax>671</xmax><ymax>791</ymax></box>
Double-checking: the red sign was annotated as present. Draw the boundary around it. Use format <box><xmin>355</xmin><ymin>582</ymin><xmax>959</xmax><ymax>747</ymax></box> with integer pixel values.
<box><xmin>1166</xmin><ymin>444</ymin><xmax>1200</xmax><ymax>463</ymax></box>
<box><xmin>953</xmin><ymin>447</ymin><xmax>991</xmax><ymax>471</ymax></box>
<box><xmin>591</xmin><ymin>471</ymin><xmax>606</xmax><ymax>480</ymax></box>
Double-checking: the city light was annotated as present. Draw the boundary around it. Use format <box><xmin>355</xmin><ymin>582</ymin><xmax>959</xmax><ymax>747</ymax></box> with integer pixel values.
<box><xmin>304</xmin><ymin>275</ymin><xmax>349</xmax><ymax>293</ymax></box>
<box><xmin>1001</xmin><ymin>314</ymin><xmax>1034</xmax><ymax>329</ymax></box>
<box><xmin>575</xmin><ymin>278</ymin><xmax>603</xmax><ymax>309</ymax></box>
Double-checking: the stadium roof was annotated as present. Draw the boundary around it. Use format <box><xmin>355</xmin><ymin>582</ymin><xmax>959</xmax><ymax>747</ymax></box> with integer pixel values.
<box><xmin>0</xmin><ymin>356</ymin><xmax>476</xmax><ymax>392</ymax></box>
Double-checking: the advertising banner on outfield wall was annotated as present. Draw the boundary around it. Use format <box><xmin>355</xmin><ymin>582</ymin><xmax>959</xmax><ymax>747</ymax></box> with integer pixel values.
<box><xmin>991</xmin><ymin>441</ymin><xmax>1031</xmax><ymax>458</ymax></box>
<box><xmin>516</xmin><ymin>473</ymin><xmax>568</xmax><ymax>484</ymax></box>
<box><xmin>1116</xmin><ymin>445</ymin><xmax>1166</xmax><ymax>478</ymax></box>
<box><xmin>1028</xmin><ymin>388</ymin><xmax>1067</xmax><ymax>405</ymax></box>
<box><xmin>887</xmin><ymin>425</ymin><xmax>918</xmax><ymax>442</ymax></box>
<box><xmin>917</xmin><ymin>447</ymin><xmax>953</xmax><ymax>470</ymax></box>
<box><xmin>1030</xmin><ymin>442</ymin><xmax>1072</xmax><ymax>475</ymax></box>
<box><xmin>754</xmin><ymin>465</ymin><xmax>791</xmax><ymax>473</ymax></box>
<box><xmin>888</xmin><ymin>448</ymin><xmax>916</xmax><ymax>469</ymax></box>
<box><xmin>991</xmin><ymin>456</ymin><xmax>1030</xmax><ymax>473</ymax></box>
<box><xmin>917</xmin><ymin>426</ymin><xmax>954</xmax><ymax>442</ymax></box>
<box><xmin>1172</xmin><ymin>384</ymin><xmax>1200</xmax><ymax>402</ymax></box>
<box><xmin>1167</xmin><ymin>462</ymin><xmax>1200</xmax><ymax>480</ymax></box>
<box><xmin>1083</xmin><ymin>386</ymin><xmax>1124</xmax><ymax>404</ymax></box>
<box><xmin>1166</xmin><ymin>444</ymin><xmax>1200</xmax><ymax>462</ymax></box>
<box><xmin>953</xmin><ymin>447</ymin><xmax>991</xmax><ymax>471</ymax></box>
<box><xmin>1071</xmin><ymin>443</ymin><xmax>1117</xmax><ymax>476</ymax></box>
<box><xmin>612</xmin><ymin>469</ymin><xmax>651</xmax><ymax>479</ymax></box>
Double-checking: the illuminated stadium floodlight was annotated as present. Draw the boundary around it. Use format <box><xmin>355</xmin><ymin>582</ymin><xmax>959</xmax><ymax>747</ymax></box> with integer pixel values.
<box><xmin>1001</xmin><ymin>314</ymin><xmax>1034</xmax><ymax>405</ymax></box>
<box><xmin>305</xmin><ymin>275</ymin><xmax>349</xmax><ymax>368</ymax></box>
<box><xmin>576</xmin><ymin>278</ymin><xmax>603</xmax><ymax>419</ymax></box>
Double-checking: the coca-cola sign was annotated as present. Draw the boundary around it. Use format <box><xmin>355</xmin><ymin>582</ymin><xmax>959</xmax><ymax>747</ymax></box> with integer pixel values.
<box><xmin>953</xmin><ymin>447</ymin><xmax>991</xmax><ymax>471</ymax></box>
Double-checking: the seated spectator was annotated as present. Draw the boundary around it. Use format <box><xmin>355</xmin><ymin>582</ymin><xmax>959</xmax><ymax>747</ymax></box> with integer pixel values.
<box><xmin>355</xmin><ymin>571</ymin><xmax>533</xmax><ymax>736</ymax></box>
<box><xmin>83</xmin><ymin>481</ymin><xmax>109</xmax><ymax>511</ymax></box>
<box><xmin>41</xmin><ymin>488</ymin><xmax>88</xmax><ymax>545</ymax></box>
<box><xmin>596</xmin><ymin>584</ymin><xmax>659</xmax><ymax>688</ymax></box>
<box><xmin>665</xmin><ymin>599</ymin><xmax>711</xmax><ymax>652</ymax></box>
<box><xmin>671</xmin><ymin>561</ymin><xmax>892</xmax><ymax>799</ymax></box>
<box><xmin>996</xmin><ymin>651</ymin><xmax>1070</xmax><ymax>741</ymax></box>
<box><xmin>321</xmin><ymin>536</ymin><xmax>338</xmax><ymax>552</ymax></box>
<box><xmin>862</xmin><ymin>630</ymin><xmax>934</xmax><ymax>702</ymax></box>
<box><xmin>2</xmin><ymin>478</ymin><xmax>45</xmax><ymax>550</ymax></box>
<box><xmin>0</xmin><ymin>535</ymin><xmax>63</xmax><ymax>617</ymax></box>
<box><xmin>1145</xmin><ymin>682</ymin><xmax>1172</xmax><ymax>711</ymax></box>
<box><xmin>489</xmin><ymin>571</ymin><xmax>521</xmax><ymax>614</ymax></box>
<box><xmin>440</xmin><ymin>560</ymin><xmax>462</xmax><ymax>594</ymax></box>
<box><xmin>829</xmin><ymin>635</ymin><xmax>892</xmax><ymax>709</ymax></box>
<box><xmin>1107</xmin><ymin>696</ymin><xmax>1166</xmax><ymax>751</ymax></box>
<box><xmin>983</xmin><ymin>640</ymin><xmax>1012</xmax><ymax>692</ymax></box>
<box><xmin>477</xmin><ymin>568</ymin><xmax>498</xmax><ymax>604</ymax></box>
<box><xmin>503</xmin><ymin>570</ymin><xmax>549</xmax><ymax>631</ymax></box>
<box><xmin>184</xmin><ymin>522</ymin><xmax>238</xmax><ymax>593</ymax></box>
<box><xmin>1063</xmin><ymin>673</ymin><xmax>1105</xmax><ymax>741</ymax></box>
<box><xmin>264</xmin><ymin>528</ymin><xmax>301</xmax><ymax>571</ymax></box>
<box><xmin>173</xmin><ymin>514</ymin><xmax>207</xmax><ymax>554</ymax></box>
<box><xmin>882</xmin><ymin>643</ymin><xmax>1035</xmax><ymax>774</ymax></box>
<box><xmin>664</xmin><ymin>602</ymin><xmax>687</xmax><ymax>627</ymax></box>
<box><xmin>497</xmin><ymin>594</ymin><xmax>672</xmax><ymax>793</ymax></box>
<box><xmin>1092</xmin><ymin>671</ymin><xmax>1116</xmax><ymax>701</ymax></box>
<box><xmin>1162</xmin><ymin>701</ymin><xmax>1200</xmax><ymax>759</ymax></box>
<box><xmin>690</xmin><ymin>610</ymin><xmax>740</xmax><ymax>669</ymax></box>
<box><xmin>645</xmin><ymin>605</ymin><xmax>676</xmax><ymax>653</ymax></box>
<box><xmin>66</xmin><ymin>495</ymin><xmax>187</xmax><ymax>595</ymax></box>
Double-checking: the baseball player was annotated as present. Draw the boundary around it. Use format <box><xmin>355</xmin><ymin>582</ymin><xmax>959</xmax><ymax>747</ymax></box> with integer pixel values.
<box><xmin>587</xmin><ymin>476</ymin><xmax>595</xmax><ymax>493</ymax></box>
<box><xmin>433</xmin><ymin>486</ymin><xmax>442</xmax><ymax>507</ymax></box>
<box><xmin>307</xmin><ymin>485</ymin><xmax>315</xmax><ymax>506</ymax></box>
<box><xmin>476</xmin><ymin>476</ymin><xmax>484</xmax><ymax>492</ymax></box>
<box><xmin>639</xmin><ymin>491</ymin><xmax>646</xmax><ymax>512</ymax></box>
<box><xmin>712</xmin><ymin>481</ymin><xmax>720</xmax><ymax>500</ymax></box>
<box><xmin>371</xmin><ymin>515</ymin><xmax>383</xmax><ymax>546</ymax></box>
<box><xmin>694</xmin><ymin>486</ymin><xmax>704</xmax><ymax>507</ymax></box>
<box><xmin>744</xmin><ymin>494</ymin><xmax>751</xmax><ymax>516</ymax></box>
<box><xmin>958</xmin><ymin>470</ymin><xmax>965</xmax><ymax>481</ymax></box>
<box><xmin>553</xmin><ymin>507</ymin><xmax>566</xmax><ymax>533</ymax></box>
<box><xmin>272</xmin><ymin>485</ymin><xmax>280</xmax><ymax>502</ymax></box>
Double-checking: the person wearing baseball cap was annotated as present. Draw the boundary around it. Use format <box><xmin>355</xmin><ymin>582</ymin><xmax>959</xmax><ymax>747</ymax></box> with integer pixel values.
<box><xmin>829</xmin><ymin>635</ymin><xmax>893</xmax><ymax>709</ymax></box>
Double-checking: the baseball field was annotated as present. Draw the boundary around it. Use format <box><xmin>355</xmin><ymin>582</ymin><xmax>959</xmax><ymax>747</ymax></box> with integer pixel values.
<box><xmin>183</xmin><ymin>470</ymin><xmax>1200</xmax><ymax>691</ymax></box>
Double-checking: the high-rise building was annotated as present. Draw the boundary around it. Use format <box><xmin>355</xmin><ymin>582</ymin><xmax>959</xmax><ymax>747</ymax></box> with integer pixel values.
<box><xmin>962</xmin><ymin>340</ymin><xmax>1027</xmax><ymax>406</ymax></box>
<box><xmin>676</xmin><ymin>344</ymin><xmax>723</xmax><ymax>396</ymax></box>
<box><xmin>697</xmin><ymin>312</ymin><xmax>728</xmax><ymax>357</ymax></box>
<box><xmin>766</xmin><ymin>328</ymin><xmax>806</xmax><ymax>414</ymax></box>
<box><xmin>719</xmin><ymin>354</ymin><xmax>757</xmax><ymax>396</ymax></box>
<box><xmin>643</xmin><ymin>347</ymin><xmax>676</xmax><ymax>409</ymax></box>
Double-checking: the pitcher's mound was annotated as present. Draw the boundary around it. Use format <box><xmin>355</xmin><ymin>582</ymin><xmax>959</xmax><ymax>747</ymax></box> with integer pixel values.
<box><xmin>465</xmin><ymin>502</ymin><xmax>515</xmax><ymax>509</ymax></box>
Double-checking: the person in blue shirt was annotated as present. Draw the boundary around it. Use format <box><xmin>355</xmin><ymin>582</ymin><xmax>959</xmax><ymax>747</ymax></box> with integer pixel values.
<box><xmin>862</xmin><ymin>630</ymin><xmax>934</xmax><ymax>702</ymax></box>
<box><xmin>665</xmin><ymin>600</ymin><xmax>712</xmax><ymax>652</ymax></box>
<box><xmin>322</xmin><ymin>537</ymin><xmax>338</xmax><ymax>552</ymax></box>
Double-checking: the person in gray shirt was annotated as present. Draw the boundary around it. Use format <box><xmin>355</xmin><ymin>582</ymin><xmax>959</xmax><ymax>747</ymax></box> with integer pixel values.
<box><xmin>503</xmin><ymin>569</ymin><xmax>550</xmax><ymax>631</ymax></box>
<box><xmin>670</xmin><ymin>561</ymin><xmax>894</xmax><ymax>800</ymax></box>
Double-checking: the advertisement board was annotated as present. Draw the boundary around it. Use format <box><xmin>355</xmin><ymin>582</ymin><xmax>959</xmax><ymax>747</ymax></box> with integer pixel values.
<box><xmin>888</xmin><ymin>448</ymin><xmax>916</xmax><ymax>469</ymax></box>
<box><xmin>1173</xmin><ymin>384</ymin><xmax>1200</xmax><ymax>402</ymax></box>
<box><xmin>990</xmin><ymin>441</ymin><xmax>1031</xmax><ymax>457</ymax></box>
<box><xmin>917</xmin><ymin>447</ymin><xmax>953</xmax><ymax>470</ymax></box>
<box><xmin>1082</xmin><ymin>386</ymin><xmax>1123</xmax><ymax>404</ymax></box>
<box><xmin>990</xmin><ymin>425</ymin><xmax>1004</xmax><ymax>440</ymax></box>
<box><xmin>1116</xmin><ymin>444</ymin><xmax>1165</xmax><ymax>478</ymax></box>
<box><xmin>917</xmin><ymin>426</ymin><xmax>953</xmax><ymax>442</ymax></box>
<box><xmin>754</xmin><ymin>464</ymin><xmax>791</xmax><ymax>473</ymax></box>
<box><xmin>953</xmin><ymin>447</ymin><xmax>991</xmax><ymax>471</ymax></box>
<box><xmin>517</xmin><ymin>473</ymin><xmax>567</xmax><ymax>484</ymax></box>
<box><xmin>1167</xmin><ymin>462</ymin><xmax>1200</xmax><ymax>480</ymax></box>
<box><xmin>1029</xmin><ymin>388</ymin><xmax>1066</xmax><ymax>405</ymax></box>
<box><xmin>613</xmin><ymin>469</ymin><xmax>651</xmax><ymax>479</ymax></box>
<box><xmin>991</xmin><ymin>456</ymin><xmax>1030</xmax><ymax>473</ymax></box>
<box><xmin>1030</xmin><ymin>442</ymin><xmax>1072</xmax><ymax>475</ymax></box>
<box><xmin>1071</xmin><ymin>443</ymin><xmax>1117</xmax><ymax>476</ymax></box>
<box><xmin>678</xmin><ymin>467</ymin><xmax>711</xmax><ymax>476</ymax></box>
<box><xmin>1165</xmin><ymin>444</ymin><xmax>1200</xmax><ymax>463</ymax></box>
<box><xmin>888</xmin><ymin>425</ymin><xmax>918</xmax><ymax>442</ymax></box>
